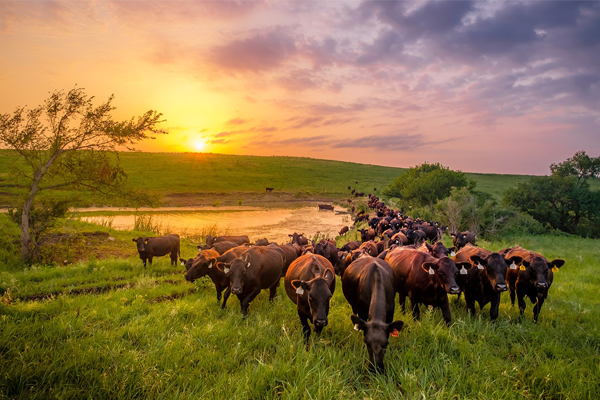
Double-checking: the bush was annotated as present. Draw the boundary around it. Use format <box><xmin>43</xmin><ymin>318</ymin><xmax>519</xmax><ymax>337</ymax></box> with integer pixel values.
<box><xmin>0</xmin><ymin>214</ymin><xmax>21</xmax><ymax>269</ymax></box>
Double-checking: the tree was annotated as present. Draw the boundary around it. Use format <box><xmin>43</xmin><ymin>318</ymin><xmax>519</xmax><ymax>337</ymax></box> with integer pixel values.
<box><xmin>0</xmin><ymin>88</ymin><xmax>164</xmax><ymax>262</ymax></box>
<box><xmin>382</xmin><ymin>162</ymin><xmax>470</xmax><ymax>208</ymax></box>
<box><xmin>504</xmin><ymin>151</ymin><xmax>600</xmax><ymax>237</ymax></box>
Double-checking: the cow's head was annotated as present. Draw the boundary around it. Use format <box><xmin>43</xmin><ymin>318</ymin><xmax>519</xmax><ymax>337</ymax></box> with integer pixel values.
<box><xmin>219</xmin><ymin>253</ymin><xmax>252</xmax><ymax>295</ymax></box>
<box><xmin>132</xmin><ymin>237</ymin><xmax>150</xmax><ymax>252</ymax></box>
<box><xmin>422</xmin><ymin>257</ymin><xmax>462</xmax><ymax>294</ymax></box>
<box><xmin>521</xmin><ymin>257</ymin><xmax>565</xmax><ymax>291</ymax></box>
<box><xmin>291</xmin><ymin>268</ymin><xmax>335</xmax><ymax>328</ymax></box>
<box><xmin>470</xmin><ymin>253</ymin><xmax>521</xmax><ymax>292</ymax></box>
<box><xmin>185</xmin><ymin>256</ymin><xmax>218</xmax><ymax>282</ymax></box>
<box><xmin>180</xmin><ymin>258</ymin><xmax>195</xmax><ymax>272</ymax></box>
<box><xmin>351</xmin><ymin>315</ymin><xmax>404</xmax><ymax>372</ymax></box>
<box><xmin>452</xmin><ymin>232</ymin><xmax>468</xmax><ymax>249</ymax></box>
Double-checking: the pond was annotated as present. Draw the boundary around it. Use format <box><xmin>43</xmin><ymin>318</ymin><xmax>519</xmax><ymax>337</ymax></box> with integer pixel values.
<box><xmin>76</xmin><ymin>205</ymin><xmax>352</xmax><ymax>244</ymax></box>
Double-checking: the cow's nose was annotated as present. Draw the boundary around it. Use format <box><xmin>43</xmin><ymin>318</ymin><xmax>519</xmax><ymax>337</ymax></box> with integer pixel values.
<box><xmin>535</xmin><ymin>282</ymin><xmax>547</xmax><ymax>288</ymax></box>
<box><xmin>314</xmin><ymin>319</ymin><xmax>328</xmax><ymax>327</ymax></box>
<box><xmin>232</xmin><ymin>287</ymin><xmax>242</xmax><ymax>294</ymax></box>
<box><xmin>496</xmin><ymin>283</ymin><xmax>507</xmax><ymax>292</ymax></box>
<box><xmin>449</xmin><ymin>286</ymin><xmax>460</xmax><ymax>294</ymax></box>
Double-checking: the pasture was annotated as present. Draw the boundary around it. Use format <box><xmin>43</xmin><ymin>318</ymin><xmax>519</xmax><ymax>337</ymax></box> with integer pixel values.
<box><xmin>1</xmin><ymin>230</ymin><xmax>599</xmax><ymax>399</ymax></box>
<box><xmin>4</xmin><ymin>150</ymin><xmax>594</xmax><ymax>207</ymax></box>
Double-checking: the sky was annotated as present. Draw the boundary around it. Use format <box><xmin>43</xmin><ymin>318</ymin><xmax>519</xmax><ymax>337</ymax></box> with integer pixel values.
<box><xmin>0</xmin><ymin>0</ymin><xmax>599</xmax><ymax>175</ymax></box>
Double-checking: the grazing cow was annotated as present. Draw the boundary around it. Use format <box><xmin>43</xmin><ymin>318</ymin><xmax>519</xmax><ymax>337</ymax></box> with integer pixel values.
<box><xmin>453</xmin><ymin>245</ymin><xmax>522</xmax><ymax>320</ymax></box>
<box><xmin>216</xmin><ymin>246</ymin><xmax>285</xmax><ymax>315</ymax></box>
<box><xmin>503</xmin><ymin>246</ymin><xmax>565</xmax><ymax>322</ymax></box>
<box><xmin>318</xmin><ymin>204</ymin><xmax>334</xmax><ymax>211</ymax></box>
<box><xmin>340</xmin><ymin>241</ymin><xmax>361</xmax><ymax>252</ymax></box>
<box><xmin>132</xmin><ymin>234</ymin><xmax>180</xmax><ymax>268</ymax></box>
<box><xmin>360</xmin><ymin>228</ymin><xmax>376</xmax><ymax>243</ymax></box>
<box><xmin>289</xmin><ymin>232</ymin><xmax>309</xmax><ymax>246</ymax></box>
<box><xmin>451</xmin><ymin>231</ymin><xmax>476</xmax><ymax>250</ymax></box>
<box><xmin>342</xmin><ymin>256</ymin><xmax>404</xmax><ymax>372</ymax></box>
<box><xmin>209</xmin><ymin>241</ymin><xmax>239</xmax><ymax>255</ymax></box>
<box><xmin>180</xmin><ymin>248</ymin><xmax>218</xmax><ymax>272</ymax></box>
<box><xmin>385</xmin><ymin>248</ymin><xmax>467</xmax><ymax>326</ymax></box>
<box><xmin>313</xmin><ymin>239</ymin><xmax>343</xmax><ymax>275</ymax></box>
<box><xmin>417</xmin><ymin>241</ymin><xmax>455</xmax><ymax>259</ymax></box>
<box><xmin>185</xmin><ymin>247</ymin><xmax>246</xmax><ymax>308</ymax></box>
<box><xmin>266</xmin><ymin>187</ymin><xmax>274</xmax><ymax>192</ymax></box>
<box><xmin>339</xmin><ymin>226</ymin><xmax>349</xmax><ymax>236</ymax></box>
<box><xmin>206</xmin><ymin>235</ymin><xmax>250</xmax><ymax>247</ymax></box>
<box><xmin>285</xmin><ymin>254</ymin><xmax>336</xmax><ymax>339</ymax></box>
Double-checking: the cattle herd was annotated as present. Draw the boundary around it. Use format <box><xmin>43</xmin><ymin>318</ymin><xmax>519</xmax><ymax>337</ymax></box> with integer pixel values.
<box><xmin>132</xmin><ymin>194</ymin><xmax>565</xmax><ymax>372</ymax></box>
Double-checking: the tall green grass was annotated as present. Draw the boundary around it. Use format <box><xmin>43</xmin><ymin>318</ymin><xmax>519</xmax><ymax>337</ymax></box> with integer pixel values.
<box><xmin>1</xmin><ymin>234</ymin><xmax>599</xmax><ymax>399</ymax></box>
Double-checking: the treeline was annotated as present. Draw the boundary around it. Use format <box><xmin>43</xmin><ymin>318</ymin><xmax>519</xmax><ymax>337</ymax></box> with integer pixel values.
<box><xmin>380</xmin><ymin>151</ymin><xmax>600</xmax><ymax>239</ymax></box>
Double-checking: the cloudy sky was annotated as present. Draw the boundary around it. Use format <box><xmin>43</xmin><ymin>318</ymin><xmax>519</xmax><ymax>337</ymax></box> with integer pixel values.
<box><xmin>1</xmin><ymin>0</ymin><xmax>599</xmax><ymax>174</ymax></box>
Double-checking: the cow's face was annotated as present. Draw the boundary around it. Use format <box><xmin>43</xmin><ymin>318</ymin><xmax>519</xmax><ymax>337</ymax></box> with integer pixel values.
<box><xmin>132</xmin><ymin>237</ymin><xmax>149</xmax><ymax>252</ymax></box>
<box><xmin>184</xmin><ymin>256</ymin><xmax>215</xmax><ymax>282</ymax></box>
<box><xmin>226</xmin><ymin>258</ymin><xmax>249</xmax><ymax>295</ymax></box>
<box><xmin>470</xmin><ymin>254</ymin><xmax>511</xmax><ymax>292</ymax></box>
<box><xmin>431</xmin><ymin>242</ymin><xmax>452</xmax><ymax>259</ymax></box>
<box><xmin>453</xmin><ymin>232</ymin><xmax>468</xmax><ymax>248</ymax></box>
<box><xmin>292</xmin><ymin>269</ymin><xmax>334</xmax><ymax>327</ymax></box>
<box><xmin>423</xmin><ymin>258</ymin><xmax>460</xmax><ymax>294</ymax></box>
<box><xmin>522</xmin><ymin>257</ymin><xmax>564</xmax><ymax>290</ymax></box>
<box><xmin>351</xmin><ymin>315</ymin><xmax>404</xmax><ymax>372</ymax></box>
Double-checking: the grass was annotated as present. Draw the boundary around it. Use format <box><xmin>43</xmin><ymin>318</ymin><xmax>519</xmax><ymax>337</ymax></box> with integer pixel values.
<box><xmin>1</xmin><ymin>233</ymin><xmax>599</xmax><ymax>399</ymax></box>
<box><xmin>4</xmin><ymin>150</ymin><xmax>597</xmax><ymax>207</ymax></box>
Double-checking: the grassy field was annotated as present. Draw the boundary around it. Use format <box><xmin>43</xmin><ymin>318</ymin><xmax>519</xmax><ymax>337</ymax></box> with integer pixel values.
<box><xmin>1</xmin><ymin>228</ymin><xmax>599</xmax><ymax>399</ymax></box>
<box><xmin>4</xmin><ymin>150</ymin><xmax>595</xmax><ymax>207</ymax></box>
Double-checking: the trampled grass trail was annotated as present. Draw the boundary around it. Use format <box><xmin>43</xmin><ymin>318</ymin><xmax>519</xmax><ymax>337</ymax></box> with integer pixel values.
<box><xmin>1</xmin><ymin>235</ymin><xmax>599</xmax><ymax>399</ymax></box>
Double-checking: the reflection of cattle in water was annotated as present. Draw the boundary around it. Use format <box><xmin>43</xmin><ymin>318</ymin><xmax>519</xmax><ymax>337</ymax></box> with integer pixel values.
<box><xmin>318</xmin><ymin>204</ymin><xmax>334</xmax><ymax>211</ymax></box>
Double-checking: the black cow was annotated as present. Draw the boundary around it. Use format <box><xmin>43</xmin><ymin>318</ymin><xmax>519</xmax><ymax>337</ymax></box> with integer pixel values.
<box><xmin>216</xmin><ymin>246</ymin><xmax>284</xmax><ymax>315</ymax></box>
<box><xmin>289</xmin><ymin>232</ymin><xmax>309</xmax><ymax>246</ymax></box>
<box><xmin>454</xmin><ymin>246</ymin><xmax>522</xmax><ymax>320</ymax></box>
<box><xmin>417</xmin><ymin>241</ymin><xmax>455</xmax><ymax>259</ymax></box>
<box><xmin>209</xmin><ymin>241</ymin><xmax>239</xmax><ymax>255</ymax></box>
<box><xmin>451</xmin><ymin>231</ymin><xmax>476</xmax><ymax>250</ymax></box>
<box><xmin>285</xmin><ymin>254</ymin><xmax>336</xmax><ymax>339</ymax></box>
<box><xmin>385</xmin><ymin>248</ymin><xmax>468</xmax><ymax>326</ymax></box>
<box><xmin>313</xmin><ymin>239</ymin><xmax>343</xmax><ymax>275</ymax></box>
<box><xmin>278</xmin><ymin>243</ymin><xmax>299</xmax><ymax>276</ymax></box>
<box><xmin>503</xmin><ymin>246</ymin><xmax>565</xmax><ymax>322</ymax></box>
<box><xmin>255</xmin><ymin>238</ymin><xmax>270</xmax><ymax>246</ymax></box>
<box><xmin>206</xmin><ymin>235</ymin><xmax>250</xmax><ymax>247</ymax></box>
<box><xmin>132</xmin><ymin>234</ymin><xmax>180</xmax><ymax>268</ymax></box>
<box><xmin>342</xmin><ymin>255</ymin><xmax>404</xmax><ymax>372</ymax></box>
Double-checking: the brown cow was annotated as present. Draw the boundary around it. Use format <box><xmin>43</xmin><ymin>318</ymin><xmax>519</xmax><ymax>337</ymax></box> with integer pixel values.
<box><xmin>385</xmin><ymin>248</ymin><xmax>467</xmax><ymax>326</ymax></box>
<box><xmin>208</xmin><ymin>241</ymin><xmax>238</xmax><ymax>255</ymax></box>
<box><xmin>185</xmin><ymin>247</ymin><xmax>245</xmax><ymax>308</ymax></box>
<box><xmin>289</xmin><ymin>232</ymin><xmax>309</xmax><ymax>246</ymax></box>
<box><xmin>132</xmin><ymin>234</ymin><xmax>180</xmax><ymax>268</ymax></box>
<box><xmin>278</xmin><ymin>243</ymin><xmax>299</xmax><ymax>276</ymax></box>
<box><xmin>360</xmin><ymin>228</ymin><xmax>376</xmax><ymax>243</ymax></box>
<box><xmin>342</xmin><ymin>255</ymin><xmax>404</xmax><ymax>372</ymax></box>
<box><xmin>503</xmin><ymin>246</ymin><xmax>565</xmax><ymax>322</ymax></box>
<box><xmin>454</xmin><ymin>245</ymin><xmax>522</xmax><ymax>320</ymax></box>
<box><xmin>313</xmin><ymin>239</ymin><xmax>343</xmax><ymax>275</ymax></box>
<box><xmin>216</xmin><ymin>246</ymin><xmax>285</xmax><ymax>315</ymax></box>
<box><xmin>417</xmin><ymin>241</ymin><xmax>456</xmax><ymax>259</ymax></box>
<box><xmin>451</xmin><ymin>231</ymin><xmax>476</xmax><ymax>250</ymax></box>
<box><xmin>339</xmin><ymin>226</ymin><xmax>349</xmax><ymax>236</ymax></box>
<box><xmin>206</xmin><ymin>235</ymin><xmax>250</xmax><ymax>247</ymax></box>
<box><xmin>285</xmin><ymin>254</ymin><xmax>336</xmax><ymax>339</ymax></box>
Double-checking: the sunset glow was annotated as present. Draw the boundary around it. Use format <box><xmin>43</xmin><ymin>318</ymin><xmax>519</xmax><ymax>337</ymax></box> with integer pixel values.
<box><xmin>0</xmin><ymin>1</ymin><xmax>599</xmax><ymax>174</ymax></box>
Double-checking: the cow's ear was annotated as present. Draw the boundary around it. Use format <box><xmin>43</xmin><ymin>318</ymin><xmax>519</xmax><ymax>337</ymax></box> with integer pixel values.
<box><xmin>144</xmin><ymin>238</ymin><xmax>150</xmax><ymax>243</ymax></box>
<box><xmin>550</xmin><ymin>259</ymin><xmax>565</xmax><ymax>269</ymax></box>
<box><xmin>448</xmin><ymin>246</ymin><xmax>456</xmax><ymax>253</ymax></box>
<box><xmin>206</xmin><ymin>257</ymin><xmax>217</xmax><ymax>269</ymax></box>
<box><xmin>469</xmin><ymin>255</ymin><xmax>486</xmax><ymax>266</ymax></box>
<box><xmin>323</xmin><ymin>269</ymin><xmax>335</xmax><ymax>285</ymax></box>
<box><xmin>132</xmin><ymin>238</ymin><xmax>137</xmax><ymax>242</ymax></box>
<box><xmin>505</xmin><ymin>256</ymin><xmax>522</xmax><ymax>266</ymax></box>
<box><xmin>291</xmin><ymin>280</ymin><xmax>309</xmax><ymax>295</ymax></box>
<box><xmin>350</xmin><ymin>315</ymin><xmax>367</xmax><ymax>332</ymax></box>
<box><xmin>197</xmin><ymin>245</ymin><xmax>202</xmax><ymax>250</ymax></box>
<box><xmin>387</xmin><ymin>320</ymin><xmax>404</xmax><ymax>334</ymax></box>
<box><xmin>522</xmin><ymin>260</ymin><xmax>530</xmax><ymax>269</ymax></box>
<box><xmin>179</xmin><ymin>258</ymin><xmax>186</xmax><ymax>264</ymax></box>
<box><xmin>422</xmin><ymin>262</ymin><xmax>438</xmax><ymax>274</ymax></box>
<box><xmin>459</xmin><ymin>262</ymin><xmax>473</xmax><ymax>270</ymax></box>
<box><xmin>216</xmin><ymin>262</ymin><xmax>231</xmax><ymax>274</ymax></box>
<box><xmin>451</xmin><ymin>233</ymin><xmax>456</xmax><ymax>237</ymax></box>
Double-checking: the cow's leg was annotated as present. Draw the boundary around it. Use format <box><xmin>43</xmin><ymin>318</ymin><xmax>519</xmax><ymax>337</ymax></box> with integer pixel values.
<box><xmin>533</xmin><ymin>296</ymin><xmax>545</xmax><ymax>323</ymax></box>
<box><xmin>489</xmin><ymin>295</ymin><xmax>500</xmax><ymax>321</ymax></box>
<box><xmin>221</xmin><ymin>287</ymin><xmax>231</xmax><ymax>309</ymax></box>
<box><xmin>141</xmin><ymin>256</ymin><xmax>147</xmax><ymax>269</ymax></box>
<box><xmin>440</xmin><ymin>297</ymin><xmax>452</xmax><ymax>327</ymax></box>
<box><xmin>148</xmin><ymin>256</ymin><xmax>153</xmax><ymax>267</ymax></box>
<box><xmin>509</xmin><ymin>286</ymin><xmax>516</xmax><ymax>306</ymax></box>
<box><xmin>517</xmin><ymin>291</ymin><xmax>527</xmax><ymax>317</ymax></box>
<box><xmin>299</xmin><ymin>311</ymin><xmax>311</xmax><ymax>340</ymax></box>
<box><xmin>269</xmin><ymin>280</ymin><xmax>280</xmax><ymax>302</ymax></box>
<box><xmin>216</xmin><ymin>285</ymin><xmax>222</xmax><ymax>301</ymax></box>
<box><xmin>240</xmin><ymin>288</ymin><xmax>261</xmax><ymax>316</ymax></box>
<box><xmin>465</xmin><ymin>293</ymin><xmax>476</xmax><ymax>317</ymax></box>
<box><xmin>170</xmin><ymin>251</ymin><xmax>177</xmax><ymax>267</ymax></box>
<box><xmin>398</xmin><ymin>290</ymin><xmax>407</xmax><ymax>313</ymax></box>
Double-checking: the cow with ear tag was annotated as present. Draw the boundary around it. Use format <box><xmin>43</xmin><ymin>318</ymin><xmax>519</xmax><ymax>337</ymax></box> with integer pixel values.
<box><xmin>284</xmin><ymin>254</ymin><xmax>336</xmax><ymax>340</ymax></box>
<box><xmin>454</xmin><ymin>245</ymin><xmax>522</xmax><ymax>320</ymax></box>
<box><xmin>385</xmin><ymin>248</ymin><xmax>466</xmax><ymax>326</ymax></box>
<box><xmin>185</xmin><ymin>247</ymin><xmax>245</xmax><ymax>309</ymax></box>
<box><xmin>216</xmin><ymin>245</ymin><xmax>284</xmax><ymax>315</ymax></box>
<box><xmin>342</xmin><ymin>255</ymin><xmax>404</xmax><ymax>373</ymax></box>
<box><xmin>503</xmin><ymin>246</ymin><xmax>565</xmax><ymax>322</ymax></box>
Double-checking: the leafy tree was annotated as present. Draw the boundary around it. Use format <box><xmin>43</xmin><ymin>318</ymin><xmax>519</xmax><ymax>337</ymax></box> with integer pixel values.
<box><xmin>504</xmin><ymin>151</ymin><xmax>600</xmax><ymax>237</ymax></box>
<box><xmin>0</xmin><ymin>88</ymin><xmax>164</xmax><ymax>262</ymax></box>
<box><xmin>382</xmin><ymin>162</ymin><xmax>470</xmax><ymax>208</ymax></box>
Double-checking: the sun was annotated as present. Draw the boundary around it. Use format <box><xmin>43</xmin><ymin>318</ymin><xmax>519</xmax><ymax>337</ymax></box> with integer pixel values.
<box><xmin>194</xmin><ymin>141</ymin><xmax>206</xmax><ymax>151</ymax></box>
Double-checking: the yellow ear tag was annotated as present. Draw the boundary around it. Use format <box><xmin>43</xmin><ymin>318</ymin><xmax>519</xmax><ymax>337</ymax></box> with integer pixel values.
<box><xmin>519</xmin><ymin>265</ymin><xmax>526</xmax><ymax>271</ymax></box>
<box><xmin>552</xmin><ymin>266</ymin><xmax>559</xmax><ymax>272</ymax></box>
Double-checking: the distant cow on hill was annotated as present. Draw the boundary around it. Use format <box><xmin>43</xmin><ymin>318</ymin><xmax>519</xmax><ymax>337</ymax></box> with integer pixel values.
<box><xmin>266</xmin><ymin>187</ymin><xmax>274</xmax><ymax>192</ymax></box>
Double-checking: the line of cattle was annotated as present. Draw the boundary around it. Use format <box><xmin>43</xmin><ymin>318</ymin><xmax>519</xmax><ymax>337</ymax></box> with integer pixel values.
<box><xmin>131</xmin><ymin>196</ymin><xmax>565</xmax><ymax>372</ymax></box>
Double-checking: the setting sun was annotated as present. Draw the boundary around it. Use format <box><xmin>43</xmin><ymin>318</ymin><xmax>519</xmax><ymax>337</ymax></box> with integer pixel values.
<box><xmin>194</xmin><ymin>141</ymin><xmax>206</xmax><ymax>152</ymax></box>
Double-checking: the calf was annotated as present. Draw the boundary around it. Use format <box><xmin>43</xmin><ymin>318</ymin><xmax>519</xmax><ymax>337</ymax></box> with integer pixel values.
<box><xmin>132</xmin><ymin>234</ymin><xmax>180</xmax><ymax>268</ymax></box>
<box><xmin>342</xmin><ymin>256</ymin><xmax>404</xmax><ymax>372</ymax></box>
<box><xmin>454</xmin><ymin>246</ymin><xmax>522</xmax><ymax>320</ymax></box>
<box><xmin>185</xmin><ymin>247</ymin><xmax>245</xmax><ymax>308</ymax></box>
<box><xmin>217</xmin><ymin>246</ymin><xmax>285</xmax><ymax>315</ymax></box>
<box><xmin>503</xmin><ymin>246</ymin><xmax>565</xmax><ymax>322</ymax></box>
<box><xmin>385</xmin><ymin>248</ymin><xmax>467</xmax><ymax>326</ymax></box>
<box><xmin>284</xmin><ymin>254</ymin><xmax>336</xmax><ymax>339</ymax></box>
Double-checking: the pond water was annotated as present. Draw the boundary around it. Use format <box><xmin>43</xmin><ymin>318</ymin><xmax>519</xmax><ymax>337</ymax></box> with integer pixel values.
<box><xmin>77</xmin><ymin>205</ymin><xmax>352</xmax><ymax>244</ymax></box>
